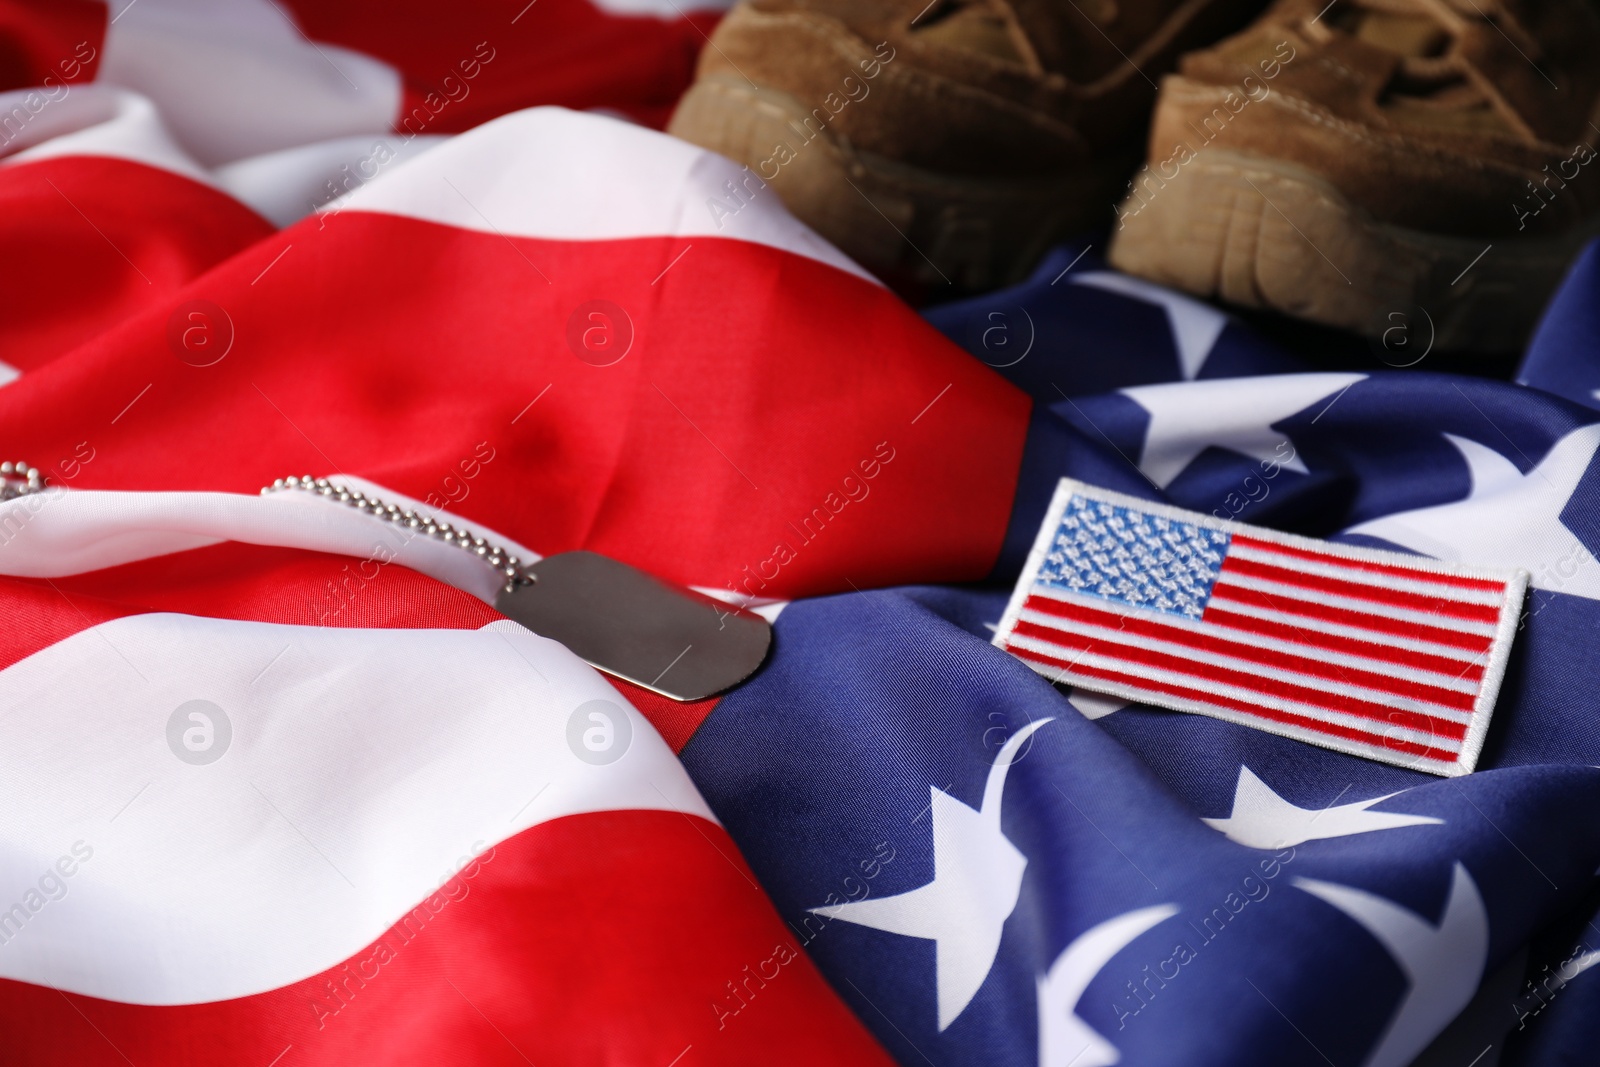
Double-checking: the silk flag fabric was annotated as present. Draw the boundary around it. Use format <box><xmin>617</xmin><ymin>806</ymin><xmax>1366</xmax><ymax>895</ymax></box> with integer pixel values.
<box><xmin>0</xmin><ymin>2</ymin><xmax>1598</xmax><ymax>1066</ymax></box>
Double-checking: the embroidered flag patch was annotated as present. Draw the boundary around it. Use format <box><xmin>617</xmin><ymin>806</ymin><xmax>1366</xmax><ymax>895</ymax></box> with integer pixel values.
<box><xmin>993</xmin><ymin>479</ymin><xmax>1528</xmax><ymax>776</ymax></box>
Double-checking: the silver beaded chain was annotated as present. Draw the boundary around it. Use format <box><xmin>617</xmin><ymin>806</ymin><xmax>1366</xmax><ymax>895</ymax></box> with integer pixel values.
<box><xmin>0</xmin><ymin>462</ymin><xmax>44</xmax><ymax>501</ymax></box>
<box><xmin>262</xmin><ymin>475</ymin><xmax>536</xmax><ymax>593</ymax></box>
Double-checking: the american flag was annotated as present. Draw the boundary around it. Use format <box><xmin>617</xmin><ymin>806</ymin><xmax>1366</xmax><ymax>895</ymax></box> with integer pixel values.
<box><xmin>5</xmin><ymin>1</ymin><xmax>1600</xmax><ymax>1064</ymax></box>
<box><xmin>994</xmin><ymin>480</ymin><xmax>1528</xmax><ymax>776</ymax></box>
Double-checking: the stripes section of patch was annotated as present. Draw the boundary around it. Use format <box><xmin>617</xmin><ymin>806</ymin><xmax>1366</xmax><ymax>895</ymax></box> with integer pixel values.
<box><xmin>993</xmin><ymin>479</ymin><xmax>1528</xmax><ymax>776</ymax></box>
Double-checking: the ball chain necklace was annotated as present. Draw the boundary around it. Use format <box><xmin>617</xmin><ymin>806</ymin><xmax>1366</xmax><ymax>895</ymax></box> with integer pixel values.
<box><xmin>1</xmin><ymin>465</ymin><xmax>770</xmax><ymax>701</ymax></box>
<box><xmin>263</xmin><ymin>475</ymin><xmax>535</xmax><ymax>594</ymax></box>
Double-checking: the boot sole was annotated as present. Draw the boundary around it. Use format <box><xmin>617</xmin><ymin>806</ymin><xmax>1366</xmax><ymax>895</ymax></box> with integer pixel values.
<box><xmin>1107</xmin><ymin>149</ymin><xmax>1594</xmax><ymax>353</ymax></box>
<box><xmin>668</xmin><ymin>74</ymin><xmax>1134</xmax><ymax>292</ymax></box>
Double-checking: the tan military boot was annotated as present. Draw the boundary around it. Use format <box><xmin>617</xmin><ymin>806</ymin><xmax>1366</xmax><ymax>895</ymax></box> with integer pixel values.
<box><xmin>1109</xmin><ymin>0</ymin><xmax>1600</xmax><ymax>351</ymax></box>
<box><xmin>669</xmin><ymin>0</ymin><xmax>1271</xmax><ymax>294</ymax></box>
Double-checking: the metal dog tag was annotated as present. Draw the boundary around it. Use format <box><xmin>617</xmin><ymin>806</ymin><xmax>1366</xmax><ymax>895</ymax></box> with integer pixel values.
<box><xmin>494</xmin><ymin>550</ymin><xmax>771</xmax><ymax>701</ymax></box>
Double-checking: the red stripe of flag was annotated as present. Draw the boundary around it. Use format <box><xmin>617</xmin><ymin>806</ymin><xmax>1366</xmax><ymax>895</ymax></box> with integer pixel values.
<box><xmin>1019</xmin><ymin>597</ymin><xmax>1479</xmax><ymax>709</ymax></box>
<box><xmin>1009</xmin><ymin>620</ymin><xmax>1470</xmax><ymax>740</ymax></box>
<box><xmin>1217</xmin><ymin>556</ymin><xmax>1501</xmax><ymax>623</ymax></box>
<box><xmin>1205</xmin><ymin>584</ymin><xmax>1495</xmax><ymax>653</ymax></box>
<box><xmin>1009</xmin><ymin>646</ymin><xmax>1462</xmax><ymax>765</ymax></box>
<box><xmin>1203</xmin><ymin>606</ymin><xmax>1485</xmax><ymax>682</ymax></box>
<box><xmin>1229</xmin><ymin>534</ymin><xmax>1506</xmax><ymax>592</ymax></box>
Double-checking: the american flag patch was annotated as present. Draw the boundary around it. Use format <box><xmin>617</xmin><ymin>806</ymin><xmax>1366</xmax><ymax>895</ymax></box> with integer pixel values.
<box><xmin>993</xmin><ymin>480</ymin><xmax>1529</xmax><ymax>776</ymax></box>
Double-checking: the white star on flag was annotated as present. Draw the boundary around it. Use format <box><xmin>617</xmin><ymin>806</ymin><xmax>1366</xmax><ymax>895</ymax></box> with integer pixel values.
<box><xmin>811</xmin><ymin>718</ymin><xmax>1052</xmax><ymax>1030</ymax></box>
<box><xmin>1068</xmin><ymin>688</ymin><xmax>1128</xmax><ymax>721</ymax></box>
<box><xmin>1203</xmin><ymin>766</ymin><xmax>1442</xmax><ymax>849</ymax></box>
<box><xmin>1036</xmin><ymin>904</ymin><xmax>1177</xmax><ymax>1067</ymax></box>
<box><xmin>1295</xmin><ymin>864</ymin><xmax>1488</xmax><ymax>1067</ymax></box>
<box><xmin>1121</xmin><ymin>373</ymin><xmax>1365</xmax><ymax>488</ymax></box>
<box><xmin>1349</xmin><ymin>425</ymin><xmax>1600</xmax><ymax>600</ymax></box>
<box><xmin>1067</xmin><ymin>271</ymin><xmax>1228</xmax><ymax>380</ymax></box>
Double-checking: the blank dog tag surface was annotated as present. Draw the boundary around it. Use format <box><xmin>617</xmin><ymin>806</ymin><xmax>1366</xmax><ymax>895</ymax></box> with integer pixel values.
<box><xmin>493</xmin><ymin>550</ymin><xmax>772</xmax><ymax>701</ymax></box>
